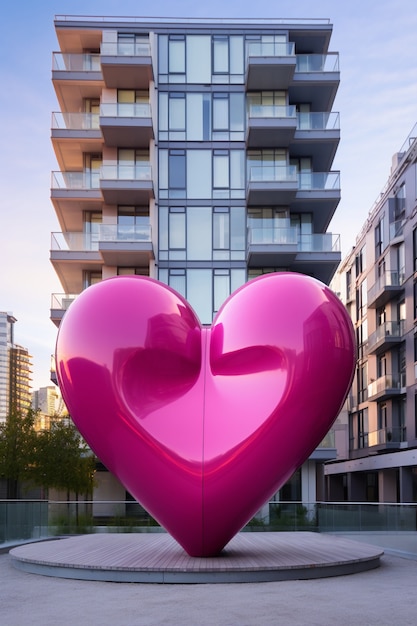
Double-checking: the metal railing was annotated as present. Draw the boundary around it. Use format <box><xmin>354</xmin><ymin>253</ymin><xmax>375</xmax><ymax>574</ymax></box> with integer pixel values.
<box><xmin>51</xmin><ymin>293</ymin><xmax>78</xmax><ymax>311</ymax></box>
<box><xmin>367</xmin><ymin>427</ymin><xmax>407</xmax><ymax>447</ymax></box>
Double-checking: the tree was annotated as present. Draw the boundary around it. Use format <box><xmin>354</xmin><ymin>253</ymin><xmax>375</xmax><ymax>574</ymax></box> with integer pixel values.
<box><xmin>31</xmin><ymin>418</ymin><xmax>96</xmax><ymax>500</ymax></box>
<box><xmin>0</xmin><ymin>409</ymin><xmax>37</xmax><ymax>498</ymax></box>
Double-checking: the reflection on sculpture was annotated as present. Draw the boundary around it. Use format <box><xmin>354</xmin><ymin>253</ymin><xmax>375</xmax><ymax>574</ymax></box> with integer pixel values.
<box><xmin>55</xmin><ymin>273</ymin><xmax>355</xmax><ymax>557</ymax></box>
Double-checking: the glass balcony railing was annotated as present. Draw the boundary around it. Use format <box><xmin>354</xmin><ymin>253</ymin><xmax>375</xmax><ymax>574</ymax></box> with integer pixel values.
<box><xmin>367</xmin><ymin>321</ymin><xmax>404</xmax><ymax>350</ymax></box>
<box><xmin>51</xmin><ymin>225</ymin><xmax>152</xmax><ymax>252</ymax></box>
<box><xmin>100</xmin><ymin>41</ymin><xmax>151</xmax><ymax>57</ymax></box>
<box><xmin>51</xmin><ymin>293</ymin><xmax>78</xmax><ymax>311</ymax></box>
<box><xmin>367</xmin><ymin>427</ymin><xmax>407</xmax><ymax>447</ymax></box>
<box><xmin>248</xmin><ymin>164</ymin><xmax>298</xmax><ymax>182</ymax></box>
<box><xmin>298</xmin><ymin>171</ymin><xmax>340</xmax><ymax>190</ymax></box>
<box><xmin>389</xmin><ymin>219</ymin><xmax>406</xmax><ymax>239</ymax></box>
<box><xmin>2</xmin><ymin>500</ymin><xmax>417</xmax><ymax>547</ymax></box>
<box><xmin>368</xmin><ymin>270</ymin><xmax>405</xmax><ymax>302</ymax></box>
<box><xmin>52</xmin><ymin>52</ymin><xmax>101</xmax><ymax>71</ymax></box>
<box><xmin>100</xmin><ymin>102</ymin><xmax>151</xmax><ymax>118</ymax></box>
<box><xmin>248</xmin><ymin>226</ymin><xmax>298</xmax><ymax>245</ymax></box>
<box><xmin>367</xmin><ymin>373</ymin><xmax>406</xmax><ymax>398</ymax></box>
<box><xmin>247</xmin><ymin>167</ymin><xmax>340</xmax><ymax>190</ymax></box>
<box><xmin>51</xmin><ymin>112</ymin><xmax>100</xmax><ymax>130</ymax></box>
<box><xmin>246</xmin><ymin>41</ymin><xmax>295</xmax><ymax>59</ymax></box>
<box><xmin>51</xmin><ymin>171</ymin><xmax>100</xmax><ymax>190</ymax></box>
<box><xmin>296</xmin><ymin>111</ymin><xmax>340</xmax><ymax>130</ymax></box>
<box><xmin>247</xmin><ymin>228</ymin><xmax>340</xmax><ymax>252</ymax></box>
<box><xmin>296</xmin><ymin>53</ymin><xmax>339</xmax><ymax>73</ymax></box>
<box><xmin>101</xmin><ymin>164</ymin><xmax>152</xmax><ymax>181</ymax></box>
<box><xmin>247</xmin><ymin>104</ymin><xmax>296</xmax><ymax>119</ymax></box>
<box><xmin>317</xmin><ymin>429</ymin><xmax>335</xmax><ymax>448</ymax></box>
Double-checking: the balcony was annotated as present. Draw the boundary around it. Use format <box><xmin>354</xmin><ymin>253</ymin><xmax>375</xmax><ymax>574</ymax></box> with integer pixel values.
<box><xmin>50</xmin><ymin>225</ymin><xmax>154</xmax><ymax>292</ymax></box>
<box><xmin>246</xmin><ymin>164</ymin><xmax>298</xmax><ymax>205</ymax></box>
<box><xmin>246</xmin><ymin>105</ymin><xmax>297</xmax><ymax>148</ymax></box>
<box><xmin>367</xmin><ymin>321</ymin><xmax>405</xmax><ymax>355</ymax></box>
<box><xmin>51</xmin><ymin>113</ymin><xmax>102</xmax><ymax>170</ymax></box>
<box><xmin>389</xmin><ymin>219</ymin><xmax>406</xmax><ymax>242</ymax></box>
<box><xmin>50</xmin><ymin>293</ymin><xmax>78</xmax><ymax>327</ymax></box>
<box><xmin>100</xmin><ymin>164</ymin><xmax>154</xmax><ymax>204</ymax></box>
<box><xmin>52</xmin><ymin>53</ymin><xmax>103</xmax><ymax>111</ymax></box>
<box><xmin>247</xmin><ymin>227</ymin><xmax>341</xmax><ymax>283</ymax></box>
<box><xmin>290</xmin><ymin>112</ymin><xmax>340</xmax><ymax>172</ymax></box>
<box><xmin>367</xmin><ymin>427</ymin><xmax>407</xmax><ymax>450</ymax></box>
<box><xmin>292</xmin><ymin>171</ymin><xmax>341</xmax><ymax>232</ymax></box>
<box><xmin>50</xmin><ymin>232</ymin><xmax>102</xmax><ymax>294</ymax></box>
<box><xmin>51</xmin><ymin>171</ymin><xmax>103</xmax><ymax>232</ymax></box>
<box><xmin>367</xmin><ymin>373</ymin><xmax>406</xmax><ymax>402</ymax></box>
<box><xmin>100</xmin><ymin>103</ymin><xmax>154</xmax><ymax>148</ymax></box>
<box><xmin>290</xmin><ymin>53</ymin><xmax>340</xmax><ymax>111</ymax></box>
<box><xmin>98</xmin><ymin>224</ymin><xmax>154</xmax><ymax>266</ymax></box>
<box><xmin>245</xmin><ymin>41</ymin><xmax>296</xmax><ymax>90</ymax></box>
<box><xmin>367</xmin><ymin>270</ymin><xmax>405</xmax><ymax>308</ymax></box>
<box><xmin>100</xmin><ymin>41</ymin><xmax>153</xmax><ymax>89</ymax></box>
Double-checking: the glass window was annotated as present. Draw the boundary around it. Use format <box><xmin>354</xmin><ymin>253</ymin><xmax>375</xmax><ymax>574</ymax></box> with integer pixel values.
<box><xmin>168</xmin><ymin>150</ymin><xmax>186</xmax><ymax>192</ymax></box>
<box><xmin>187</xmin><ymin>269</ymin><xmax>212</xmax><ymax>324</ymax></box>
<box><xmin>169</xmin><ymin>207</ymin><xmax>186</xmax><ymax>249</ymax></box>
<box><xmin>186</xmin><ymin>35</ymin><xmax>211</xmax><ymax>83</ymax></box>
<box><xmin>169</xmin><ymin>36</ymin><xmax>185</xmax><ymax>74</ymax></box>
<box><xmin>213</xmin><ymin>36</ymin><xmax>229</xmax><ymax>73</ymax></box>
<box><xmin>186</xmin><ymin>93</ymin><xmax>204</xmax><ymax>140</ymax></box>
<box><xmin>214</xmin><ymin>270</ymin><xmax>230</xmax><ymax>312</ymax></box>
<box><xmin>187</xmin><ymin>207</ymin><xmax>211</xmax><ymax>260</ymax></box>
<box><xmin>187</xmin><ymin>150</ymin><xmax>211</xmax><ymax>198</ymax></box>
<box><xmin>213</xmin><ymin>94</ymin><xmax>229</xmax><ymax>130</ymax></box>
<box><xmin>229</xmin><ymin>36</ymin><xmax>244</xmax><ymax>77</ymax></box>
<box><xmin>213</xmin><ymin>208</ymin><xmax>230</xmax><ymax>250</ymax></box>
<box><xmin>213</xmin><ymin>151</ymin><xmax>229</xmax><ymax>189</ymax></box>
<box><xmin>169</xmin><ymin>93</ymin><xmax>186</xmax><ymax>131</ymax></box>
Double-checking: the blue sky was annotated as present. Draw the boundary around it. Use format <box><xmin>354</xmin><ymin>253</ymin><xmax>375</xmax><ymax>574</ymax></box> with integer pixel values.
<box><xmin>0</xmin><ymin>0</ymin><xmax>416</xmax><ymax>390</ymax></box>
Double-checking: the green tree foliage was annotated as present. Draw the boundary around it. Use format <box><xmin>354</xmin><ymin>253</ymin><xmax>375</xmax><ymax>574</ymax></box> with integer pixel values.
<box><xmin>0</xmin><ymin>410</ymin><xmax>95</xmax><ymax>500</ymax></box>
<box><xmin>32</xmin><ymin>418</ymin><xmax>95</xmax><ymax>499</ymax></box>
<box><xmin>0</xmin><ymin>409</ymin><xmax>37</xmax><ymax>498</ymax></box>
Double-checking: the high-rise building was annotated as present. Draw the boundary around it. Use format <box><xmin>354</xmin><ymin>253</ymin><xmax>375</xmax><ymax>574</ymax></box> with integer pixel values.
<box><xmin>50</xmin><ymin>16</ymin><xmax>342</xmax><ymax>506</ymax></box>
<box><xmin>326</xmin><ymin>123</ymin><xmax>417</xmax><ymax>503</ymax></box>
<box><xmin>0</xmin><ymin>312</ymin><xmax>32</xmax><ymax>423</ymax></box>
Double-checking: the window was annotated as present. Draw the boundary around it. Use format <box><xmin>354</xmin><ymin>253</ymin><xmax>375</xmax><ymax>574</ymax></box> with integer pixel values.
<box><xmin>158</xmin><ymin>206</ymin><xmax>245</xmax><ymax>261</ymax></box>
<box><xmin>374</xmin><ymin>216</ymin><xmax>385</xmax><ymax>259</ymax></box>
<box><xmin>395</xmin><ymin>183</ymin><xmax>406</xmax><ymax>218</ymax></box>
<box><xmin>357</xmin><ymin>362</ymin><xmax>368</xmax><ymax>404</ymax></box>
<box><xmin>356</xmin><ymin>279</ymin><xmax>367</xmax><ymax>321</ymax></box>
<box><xmin>168</xmin><ymin>150</ymin><xmax>186</xmax><ymax>193</ymax></box>
<box><xmin>376</xmin><ymin>306</ymin><xmax>386</xmax><ymax>327</ymax></box>
<box><xmin>413</xmin><ymin>226</ymin><xmax>417</xmax><ymax>272</ymax></box>
<box><xmin>414</xmin><ymin>282</ymin><xmax>417</xmax><ymax>319</ymax></box>
<box><xmin>118</xmin><ymin>149</ymin><xmax>149</xmax><ymax>179</ymax></box>
<box><xmin>168</xmin><ymin>35</ymin><xmax>186</xmax><ymax>74</ymax></box>
<box><xmin>158</xmin><ymin>268</ymin><xmax>246</xmax><ymax>323</ymax></box>
<box><xmin>117</xmin><ymin>206</ymin><xmax>149</xmax><ymax>240</ymax></box>
<box><xmin>213</xmin><ymin>36</ymin><xmax>229</xmax><ymax>74</ymax></box>
<box><xmin>355</xmin><ymin>245</ymin><xmax>366</xmax><ymax>276</ymax></box>
<box><xmin>117</xmin><ymin>267</ymin><xmax>149</xmax><ymax>276</ymax></box>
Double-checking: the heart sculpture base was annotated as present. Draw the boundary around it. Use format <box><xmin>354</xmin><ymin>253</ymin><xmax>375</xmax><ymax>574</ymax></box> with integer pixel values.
<box><xmin>55</xmin><ymin>273</ymin><xmax>355</xmax><ymax>557</ymax></box>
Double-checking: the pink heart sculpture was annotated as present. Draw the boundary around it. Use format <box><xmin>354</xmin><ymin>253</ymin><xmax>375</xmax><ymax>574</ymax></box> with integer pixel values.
<box><xmin>55</xmin><ymin>273</ymin><xmax>355</xmax><ymax>557</ymax></box>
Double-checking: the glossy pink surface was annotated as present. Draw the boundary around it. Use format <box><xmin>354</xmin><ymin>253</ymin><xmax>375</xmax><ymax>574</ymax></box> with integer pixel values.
<box><xmin>55</xmin><ymin>274</ymin><xmax>355</xmax><ymax>557</ymax></box>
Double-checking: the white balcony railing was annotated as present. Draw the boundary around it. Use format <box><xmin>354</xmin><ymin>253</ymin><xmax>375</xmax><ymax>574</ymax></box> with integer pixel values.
<box><xmin>247</xmin><ymin>227</ymin><xmax>340</xmax><ymax>252</ymax></box>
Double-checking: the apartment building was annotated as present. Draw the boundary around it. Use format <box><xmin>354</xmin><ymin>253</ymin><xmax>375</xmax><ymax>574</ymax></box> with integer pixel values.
<box><xmin>50</xmin><ymin>15</ymin><xmax>342</xmax><ymax>507</ymax></box>
<box><xmin>0</xmin><ymin>312</ymin><xmax>32</xmax><ymax>423</ymax></box>
<box><xmin>327</xmin><ymin>124</ymin><xmax>417</xmax><ymax>503</ymax></box>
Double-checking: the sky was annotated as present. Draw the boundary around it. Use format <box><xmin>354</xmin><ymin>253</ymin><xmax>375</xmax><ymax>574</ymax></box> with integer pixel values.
<box><xmin>0</xmin><ymin>0</ymin><xmax>416</xmax><ymax>391</ymax></box>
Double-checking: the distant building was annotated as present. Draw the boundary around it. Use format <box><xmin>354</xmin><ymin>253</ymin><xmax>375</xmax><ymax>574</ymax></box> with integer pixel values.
<box><xmin>32</xmin><ymin>385</ymin><xmax>65</xmax><ymax>430</ymax></box>
<box><xmin>327</xmin><ymin>123</ymin><xmax>417</xmax><ymax>503</ymax></box>
<box><xmin>0</xmin><ymin>312</ymin><xmax>33</xmax><ymax>423</ymax></box>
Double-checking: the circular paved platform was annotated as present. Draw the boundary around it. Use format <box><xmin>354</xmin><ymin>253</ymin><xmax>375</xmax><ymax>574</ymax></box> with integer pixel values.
<box><xmin>9</xmin><ymin>532</ymin><xmax>383</xmax><ymax>583</ymax></box>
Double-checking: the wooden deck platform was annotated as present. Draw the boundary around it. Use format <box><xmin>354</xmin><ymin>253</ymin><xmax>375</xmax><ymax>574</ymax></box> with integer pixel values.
<box><xmin>9</xmin><ymin>532</ymin><xmax>384</xmax><ymax>583</ymax></box>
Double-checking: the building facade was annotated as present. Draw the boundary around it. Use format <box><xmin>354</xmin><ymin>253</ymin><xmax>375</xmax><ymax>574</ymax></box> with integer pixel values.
<box><xmin>50</xmin><ymin>16</ymin><xmax>342</xmax><ymax>507</ymax></box>
<box><xmin>0</xmin><ymin>312</ymin><xmax>32</xmax><ymax>423</ymax></box>
<box><xmin>327</xmin><ymin>123</ymin><xmax>417</xmax><ymax>503</ymax></box>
